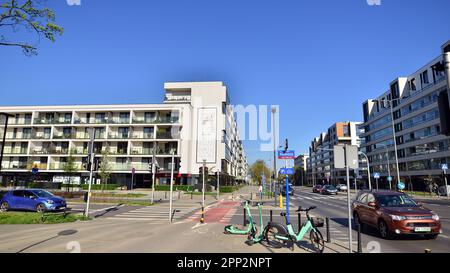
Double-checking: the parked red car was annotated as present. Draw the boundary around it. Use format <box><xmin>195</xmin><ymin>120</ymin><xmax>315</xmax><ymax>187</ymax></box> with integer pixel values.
<box><xmin>312</xmin><ymin>185</ymin><xmax>323</xmax><ymax>193</ymax></box>
<box><xmin>352</xmin><ymin>190</ymin><xmax>442</xmax><ymax>239</ymax></box>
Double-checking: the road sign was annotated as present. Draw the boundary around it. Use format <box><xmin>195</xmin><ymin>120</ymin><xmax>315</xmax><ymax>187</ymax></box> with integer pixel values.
<box><xmin>31</xmin><ymin>167</ymin><xmax>38</xmax><ymax>175</ymax></box>
<box><xmin>279</xmin><ymin>168</ymin><xmax>295</xmax><ymax>175</ymax></box>
<box><xmin>373</xmin><ymin>172</ymin><xmax>380</xmax><ymax>179</ymax></box>
<box><xmin>333</xmin><ymin>145</ymin><xmax>359</xmax><ymax>169</ymax></box>
<box><xmin>397</xmin><ymin>182</ymin><xmax>405</xmax><ymax>190</ymax></box>
<box><xmin>387</xmin><ymin>176</ymin><xmax>393</xmax><ymax>182</ymax></box>
<box><xmin>442</xmin><ymin>164</ymin><xmax>448</xmax><ymax>170</ymax></box>
<box><xmin>278</xmin><ymin>150</ymin><xmax>295</xmax><ymax>159</ymax></box>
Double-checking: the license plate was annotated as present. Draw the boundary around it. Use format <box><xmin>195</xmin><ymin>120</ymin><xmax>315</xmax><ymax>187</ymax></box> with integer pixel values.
<box><xmin>414</xmin><ymin>227</ymin><xmax>431</xmax><ymax>232</ymax></box>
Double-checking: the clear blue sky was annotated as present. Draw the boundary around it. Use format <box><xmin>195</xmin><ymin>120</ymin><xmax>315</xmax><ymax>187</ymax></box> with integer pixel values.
<box><xmin>2</xmin><ymin>0</ymin><xmax>450</xmax><ymax>167</ymax></box>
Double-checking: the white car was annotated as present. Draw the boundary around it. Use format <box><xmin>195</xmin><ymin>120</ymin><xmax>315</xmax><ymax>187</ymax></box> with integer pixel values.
<box><xmin>336</xmin><ymin>184</ymin><xmax>348</xmax><ymax>191</ymax></box>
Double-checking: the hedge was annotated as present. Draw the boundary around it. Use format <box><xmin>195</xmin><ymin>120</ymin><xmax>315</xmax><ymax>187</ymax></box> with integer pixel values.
<box><xmin>154</xmin><ymin>185</ymin><xmax>193</xmax><ymax>191</ymax></box>
<box><xmin>219</xmin><ymin>186</ymin><xmax>240</xmax><ymax>193</ymax></box>
<box><xmin>81</xmin><ymin>184</ymin><xmax>119</xmax><ymax>190</ymax></box>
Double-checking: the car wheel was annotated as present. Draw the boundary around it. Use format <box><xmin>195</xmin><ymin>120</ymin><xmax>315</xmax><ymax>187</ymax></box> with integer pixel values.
<box><xmin>0</xmin><ymin>202</ymin><xmax>9</xmax><ymax>212</ymax></box>
<box><xmin>36</xmin><ymin>203</ymin><xmax>46</xmax><ymax>213</ymax></box>
<box><xmin>378</xmin><ymin>220</ymin><xmax>393</xmax><ymax>239</ymax></box>
<box><xmin>424</xmin><ymin>234</ymin><xmax>438</xmax><ymax>240</ymax></box>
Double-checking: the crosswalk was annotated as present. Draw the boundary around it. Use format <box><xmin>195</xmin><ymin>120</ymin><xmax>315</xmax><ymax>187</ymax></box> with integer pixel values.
<box><xmin>293</xmin><ymin>194</ymin><xmax>348</xmax><ymax>201</ymax></box>
<box><xmin>105</xmin><ymin>201</ymin><xmax>202</xmax><ymax>223</ymax></box>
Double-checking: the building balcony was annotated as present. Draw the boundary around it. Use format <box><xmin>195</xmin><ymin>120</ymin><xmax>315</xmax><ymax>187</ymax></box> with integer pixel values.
<box><xmin>50</xmin><ymin>148</ymin><xmax>69</xmax><ymax>155</ymax></box>
<box><xmin>71</xmin><ymin>148</ymin><xmax>88</xmax><ymax>155</ymax></box>
<box><xmin>107</xmin><ymin>149</ymin><xmax>128</xmax><ymax>155</ymax></box>
<box><xmin>2</xmin><ymin>148</ymin><xmax>28</xmax><ymax>154</ymax></box>
<box><xmin>108</xmin><ymin>133</ymin><xmax>130</xmax><ymax>139</ymax></box>
<box><xmin>8</xmin><ymin>119</ymin><xmax>32</xmax><ymax>125</ymax></box>
<box><xmin>49</xmin><ymin>163</ymin><xmax>82</xmax><ymax>170</ymax></box>
<box><xmin>32</xmin><ymin>133</ymin><xmax>52</xmax><ymax>140</ymax></box>
<box><xmin>109</xmin><ymin>118</ymin><xmax>130</xmax><ymax>124</ymax></box>
<box><xmin>1</xmin><ymin>162</ymin><xmax>28</xmax><ymax>170</ymax></box>
<box><xmin>132</xmin><ymin>117</ymin><xmax>179</xmax><ymax>124</ymax></box>
<box><xmin>74</xmin><ymin>118</ymin><xmax>108</xmax><ymax>124</ymax></box>
<box><xmin>30</xmin><ymin>149</ymin><xmax>50</xmax><ymax>155</ymax></box>
<box><xmin>34</xmin><ymin>118</ymin><xmax>71</xmax><ymax>125</ymax></box>
<box><xmin>130</xmin><ymin>133</ymin><xmax>154</xmax><ymax>139</ymax></box>
<box><xmin>53</xmin><ymin>133</ymin><xmax>75</xmax><ymax>139</ymax></box>
<box><xmin>156</xmin><ymin>132</ymin><xmax>178</xmax><ymax>139</ymax></box>
<box><xmin>130</xmin><ymin>148</ymin><xmax>153</xmax><ymax>155</ymax></box>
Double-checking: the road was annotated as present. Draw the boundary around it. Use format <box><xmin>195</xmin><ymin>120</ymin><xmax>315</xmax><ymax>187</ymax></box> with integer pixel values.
<box><xmin>289</xmin><ymin>187</ymin><xmax>450</xmax><ymax>253</ymax></box>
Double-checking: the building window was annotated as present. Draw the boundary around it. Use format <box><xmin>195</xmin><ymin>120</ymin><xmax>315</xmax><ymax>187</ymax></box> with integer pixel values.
<box><xmin>420</xmin><ymin>70</ymin><xmax>429</xmax><ymax>85</ymax></box>
<box><xmin>409</xmin><ymin>78</ymin><xmax>416</xmax><ymax>91</ymax></box>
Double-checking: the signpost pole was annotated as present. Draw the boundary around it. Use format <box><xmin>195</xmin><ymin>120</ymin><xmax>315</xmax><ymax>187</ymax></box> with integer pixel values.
<box><xmin>151</xmin><ymin>147</ymin><xmax>156</xmax><ymax>204</ymax></box>
<box><xmin>344</xmin><ymin>145</ymin><xmax>353</xmax><ymax>253</ymax></box>
<box><xmin>169</xmin><ymin>150</ymin><xmax>175</xmax><ymax>222</ymax></box>
<box><xmin>84</xmin><ymin>128</ymin><xmax>95</xmax><ymax>218</ymax></box>
<box><xmin>443</xmin><ymin>165</ymin><xmax>449</xmax><ymax>198</ymax></box>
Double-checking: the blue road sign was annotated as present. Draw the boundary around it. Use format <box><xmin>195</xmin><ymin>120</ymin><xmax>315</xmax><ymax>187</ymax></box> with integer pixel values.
<box><xmin>31</xmin><ymin>167</ymin><xmax>38</xmax><ymax>175</ymax></box>
<box><xmin>442</xmin><ymin>164</ymin><xmax>448</xmax><ymax>170</ymax></box>
<box><xmin>373</xmin><ymin>172</ymin><xmax>380</xmax><ymax>179</ymax></box>
<box><xmin>398</xmin><ymin>182</ymin><xmax>405</xmax><ymax>190</ymax></box>
<box><xmin>278</xmin><ymin>150</ymin><xmax>295</xmax><ymax>159</ymax></box>
<box><xmin>279</xmin><ymin>168</ymin><xmax>295</xmax><ymax>175</ymax></box>
<box><xmin>387</xmin><ymin>176</ymin><xmax>393</xmax><ymax>182</ymax></box>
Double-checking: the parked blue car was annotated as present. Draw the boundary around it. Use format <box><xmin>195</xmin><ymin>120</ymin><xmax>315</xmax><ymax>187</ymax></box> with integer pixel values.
<box><xmin>0</xmin><ymin>189</ymin><xmax>67</xmax><ymax>212</ymax></box>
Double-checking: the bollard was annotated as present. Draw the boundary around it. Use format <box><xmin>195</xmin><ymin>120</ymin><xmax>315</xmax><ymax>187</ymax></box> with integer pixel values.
<box><xmin>200</xmin><ymin>206</ymin><xmax>205</xmax><ymax>224</ymax></box>
<box><xmin>270</xmin><ymin>210</ymin><xmax>273</xmax><ymax>222</ymax></box>
<box><xmin>279</xmin><ymin>194</ymin><xmax>283</xmax><ymax>209</ymax></box>
<box><xmin>165</xmin><ymin>191</ymin><xmax>167</xmax><ymax>199</ymax></box>
<box><xmin>326</xmin><ymin>217</ymin><xmax>331</xmax><ymax>243</ymax></box>
<box><xmin>425</xmin><ymin>249</ymin><xmax>432</xmax><ymax>253</ymax></box>
<box><xmin>357</xmin><ymin>223</ymin><xmax>362</xmax><ymax>253</ymax></box>
<box><xmin>178</xmin><ymin>191</ymin><xmax>181</xmax><ymax>199</ymax></box>
<box><xmin>243</xmin><ymin>208</ymin><xmax>247</xmax><ymax>226</ymax></box>
<box><xmin>298</xmin><ymin>213</ymin><xmax>301</xmax><ymax>232</ymax></box>
<box><xmin>191</xmin><ymin>191</ymin><xmax>193</xmax><ymax>199</ymax></box>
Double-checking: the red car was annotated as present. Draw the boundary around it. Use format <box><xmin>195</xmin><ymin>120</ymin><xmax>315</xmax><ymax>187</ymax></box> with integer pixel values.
<box><xmin>352</xmin><ymin>190</ymin><xmax>442</xmax><ymax>239</ymax></box>
<box><xmin>312</xmin><ymin>185</ymin><xmax>323</xmax><ymax>193</ymax></box>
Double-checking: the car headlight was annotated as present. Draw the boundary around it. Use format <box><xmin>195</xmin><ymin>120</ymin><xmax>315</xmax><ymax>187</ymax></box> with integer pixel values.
<box><xmin>46</xmin><ymin>200</ymin><xmax>54</xmax><ymax>204</ymax></box>
<box><xmin>389</xmin><ymin>214</ymin><xmax>406</xmax><ymax>221</ymax></box>
<box><xmin>432</xmin><ymin>214</ymin><xmax>440</xmax><ymax>221</ymax></box>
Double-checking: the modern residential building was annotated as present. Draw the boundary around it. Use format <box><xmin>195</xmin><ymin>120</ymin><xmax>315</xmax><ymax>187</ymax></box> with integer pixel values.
<box><xmin>294</xmin><ymin>154</ymin><xmax>308</xmax><ymax>186</ymax></box>
<box><xmin>0</xmin><ymin>81</ymin><xmax>248</xmax><ymax>188</ymax></box>
<box><xmin>306</xmin><ymin>122</ymin><xmax>364</xmax><ymax>185</ymax></box>
<box><xmin>361</xmin><ymin>41</ymin><xmax>450</xmax><ymax>191</ymax></box>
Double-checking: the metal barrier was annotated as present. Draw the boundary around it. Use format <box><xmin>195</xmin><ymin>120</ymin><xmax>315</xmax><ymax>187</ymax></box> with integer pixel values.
<box><xmin>326</xmin><ymin>217</ymin><xmax>331</xmax><ymax>243</ymax></box>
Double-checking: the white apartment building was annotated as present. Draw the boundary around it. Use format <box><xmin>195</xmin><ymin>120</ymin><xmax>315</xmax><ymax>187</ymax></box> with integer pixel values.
<box><xmin>361</xmin><ymin>41</ymin><xmax>450</xmax><ymax>190</ymax></box>
<box><xmin>306</xmin><ymin>122</ymin><xmax>364</xmax><ymax>185</ymax></box>
<box><xmin>0</xmin><ymin>82</ymin><xmax>248</xmax><ymax>188</ymax></box>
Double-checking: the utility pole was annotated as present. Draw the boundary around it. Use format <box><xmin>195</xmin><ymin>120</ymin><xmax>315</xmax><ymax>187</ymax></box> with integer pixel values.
<box><xmin>388</xmin><ymin>100</ymin><xmax>401</xmax><ymax>187</ymax></box>
<box><xmin>344</xmin><ymin>145</ymin><xmax>353</xmax><ymax>253</ymax></box>
<box><xmin>217</xmin><ymin>170</ymin><xmax>220</xmax><ymax>200</ymax></box>
<box><xmin>201</xmin><ymin>159</ymin><xmax>206</xmax><ymax>223</ymax></box>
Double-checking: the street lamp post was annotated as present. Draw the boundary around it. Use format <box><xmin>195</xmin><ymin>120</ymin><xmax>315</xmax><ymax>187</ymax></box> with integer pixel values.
<box><xmin>359</xmin><ymin>151</ymin><xmax>371</xmax><ymax>190</ymax></box>
<box><xmin>0</xmin><ymin>113</ymin><xmax>14</xmax><ymax>175</ymax></box>
<box><xmin>168</xmin><ymin>149</ymin><xmax>175</xmax><ymax>222</ymax></box>
<box><xmin>271</xmin><ymin>107</ymin><xmax>277</xmax><ymax>206</ymax></box>
<box><xmin>373</xmin><ymin>98</ymin><xmax>403</xmax><ymax>187</ymax></box>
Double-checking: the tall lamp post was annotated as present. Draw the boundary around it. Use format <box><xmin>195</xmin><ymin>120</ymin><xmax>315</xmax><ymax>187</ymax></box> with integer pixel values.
<box><xmin>359</xmin><ymin>151</ymin><xmax>371</xmax><ymax>190</ymax></box>
<box><xmin>271</xmin><ymin>106</ymin><xmax>277</xmax><ymax>205</ymax></box>
<box><xmin>0</xmin><ymin>113</ymin><xmax>14</xmax><ymax>176</ymax></box>
<box><xmin>372</xmin><ymin>98</ymin><xmax>404</xmax><ymax>186</ymax></box>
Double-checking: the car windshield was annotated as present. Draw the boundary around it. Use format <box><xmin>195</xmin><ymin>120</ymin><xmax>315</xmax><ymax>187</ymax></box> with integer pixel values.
<box><xmin>31</xmin><ymin>190</ymin><xmax>54</xmax><ymax>198</ymax></box>
<box><xmin>325</xmin><ymin>186</ymin><xmax>336</xmax><ymax>190</ymax></box>
<box><xmin>376</xmin><ymin>194</ymin><xmax>417</xmax><ymax>207</ymax></box>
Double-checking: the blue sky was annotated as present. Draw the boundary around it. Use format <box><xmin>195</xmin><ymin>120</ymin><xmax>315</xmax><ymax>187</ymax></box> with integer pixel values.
<box><xmin>2</xmin><ymin>0</ymin><xmax>450</xmax><ymax>167</ymax></box>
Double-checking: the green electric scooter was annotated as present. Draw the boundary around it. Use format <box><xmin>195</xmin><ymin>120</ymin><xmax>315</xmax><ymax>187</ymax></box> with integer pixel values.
<box><xmin>224</xmin><ymin>200</ymin><xmax>265</xmax><ymax>246</ymax></box>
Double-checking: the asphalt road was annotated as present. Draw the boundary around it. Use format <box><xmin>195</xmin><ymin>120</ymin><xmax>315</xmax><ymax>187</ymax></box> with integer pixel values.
<box><xmin>290</xmin><ymin>187</ymin><xmax>450</xmax><ymax>253</ymax></box>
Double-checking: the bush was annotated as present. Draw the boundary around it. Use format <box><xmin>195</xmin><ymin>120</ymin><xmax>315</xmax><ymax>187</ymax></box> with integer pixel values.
<box><xmin>81</xmin><ymin>184</ymin><xmax>119</xmax><ymax>190</ymax></box>
<box><xmin>219</xmin><ymin>186</ymin><xmax>240</xmax><ymax>193</ymax></box>
<box><xmin>154</xmin><ymin>185</ymin><xmax>193</xmax><ymax>191</ymax></box>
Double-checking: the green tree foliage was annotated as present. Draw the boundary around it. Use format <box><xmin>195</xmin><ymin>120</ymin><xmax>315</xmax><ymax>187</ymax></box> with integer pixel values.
<box><xmin>250</xmin><ymin>160</ymin><xmax>271</xmax><ymax>185</ymax></box>
<box><xmin>63</xmin><ymin>155</ymin><xmax>78</xmax><ymax>192</ymax></box>
<box><xmin>293</xmin><ymin>166</ymin><xmax>303</xmax><ymax>185</ymax></box>
<box><xmin>99</xmin><ymin>151</ymin><xmax>112</xmax><ymax>192</ymax></box>
<box><xmin>0</xmin><ymin>0</ymin><xmax>63</xmax><ymax>55</ymax></box>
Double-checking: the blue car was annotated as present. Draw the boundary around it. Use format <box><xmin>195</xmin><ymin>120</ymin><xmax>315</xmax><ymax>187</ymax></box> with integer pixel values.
<box><xmin>0</xmin><ymin>189</ymin><xmax>67</xmax><ymax>212</ymax></box>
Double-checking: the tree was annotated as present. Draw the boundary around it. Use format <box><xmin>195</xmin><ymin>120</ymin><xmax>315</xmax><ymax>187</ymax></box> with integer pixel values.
<box><xmin>293</xmin><ymin>166</ymin><xmax>303</xmax><ymax>186</ymax></box>
<box><xmin>98</xmin><ymin>150</ymin><xmax>112</xmax><ymax>192</ymax></box>
<box><xmin>249</xmin><ymin>160</ymin><xmax>270</xmax><ymax>186</ymax></box>
<box><xmin>0</xmin><ymin>0</ymin><xmax>63</xmax><ymax>55</ymax></box>
<box><xmin>63</xmin><ymin>155</ymin><xmax>78</xmax><ymax>192</ymax></box>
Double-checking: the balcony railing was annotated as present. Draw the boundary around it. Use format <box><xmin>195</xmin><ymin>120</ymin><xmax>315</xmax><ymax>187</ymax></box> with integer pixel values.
<box><xmin>49</xmin><ymin>163</ymin><xmax>82</xmax><ymax>170</ymax></box>
<box><xmin>53</xmin><ymin>133</ymin><xmax>74</xmax><ymax>139</ymax></box>
<box><xmin>5</xmin><ymin>134</ymin><xmax>32</xmax><ymax>140</ymax></box>
<box><xmin>2</xmin><ymin>147</ymin><xmax>28</xmax><ymax>154</ymax></box>
<box><xmin>74</xmin><ymin>118</ymin><xmax>108</xmax><ymax>124</ymax></box>
<box><xmin>34</xmin><ymin>118</ymin><xmax>72</xmax><ymax>124</ymax></box>
<box><xmin>108</xmin><ymin>133</ymin><xmax>130</xmax><ymax>139</ymax></box>
<box><xmin>109</xmin><ymin>118</ymin><xmax>130</xmax><ymax>124</ymax></box>
<box><xmin>132</xmin><ymin>118</ymin><xmax>157</xmax><ymax>124</ymax></box>
<box><xmin>1</xmin><ymin>163</ymin><xmax>28</xmax><ymax>170</ymax></box>
<box><xmin>156</xmin><ymin>132</ymin><xmax>177</xmax><ymax>139</ymax></box>
<box><xmin>32</xmin><ymin>133</ymin><xmax>52</xmax><ymax>139</ymax></box>
<box><xmin>130</xmin><ymin>148</ymin><xmax>153</xmax><ymax>155</ymax></box>
<box><xmin>30</xmin><ymin>149</ymin><xmax>50</xmax><ymax>155</ymax></box>
<box><xmin>73</xmin><ymin>133</ymin><xmax>106</xmax><ymax>139</ymax></box>
<box><xmin>50</xmin><ymin>149</ymin><xmax>69</xmax><ymax>155</ymax></box>
<box><xmin>131</xmin><ymin>133</ymin><xmax>154</xmax><ymax>139</ymax></box>
<box><xmin>8</xmin><ymin>119</ymin><xmax>32</xmax><ymax>125</ymax></box>
<box><xmin>107</xmin><ymin>149</ymin><xmax>128</xmax><ymax>155</ymax></box>
<box><xmin>132</xmin><ymin>117</ymin><xmax>179</xmax><ymax>124</ymax></box>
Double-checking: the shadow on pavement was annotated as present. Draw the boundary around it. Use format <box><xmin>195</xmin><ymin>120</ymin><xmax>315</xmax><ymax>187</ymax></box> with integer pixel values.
<box><xmin>16</xmin><ymin>229</ymin><xmax>78</xmax><ymax>253</ymax></box>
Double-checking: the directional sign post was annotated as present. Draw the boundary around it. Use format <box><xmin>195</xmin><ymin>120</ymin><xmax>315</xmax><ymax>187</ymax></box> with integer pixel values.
<box><xmin>373</xmin><ymin>172</ymin><xmax>380</xmax><ymax>190</ymax></box>
<box><xmin>442</xmin><ymin>164</ymin><xmax>449</xmax><ymax>198</ymax></box>
<box><xmin>278</xmin><ymin>150</ymin><xmax>295</xmax><ymax>159</ymax></box>
<box><xmin>279</xmin><ymin>168</ymin><xmax>295</xmax><ymax>175</ymax></box>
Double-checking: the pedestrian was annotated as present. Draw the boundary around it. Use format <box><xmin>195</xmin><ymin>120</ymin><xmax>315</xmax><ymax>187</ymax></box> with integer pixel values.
<box><xmin>433</xmin><ymin>182</ymin><xmax>439</xmax><ymax>197</ymax></box>
<box><xmin>258</xmin><ymin>185</ymin><xmax>263</xmax><ymax>199</ymax></box>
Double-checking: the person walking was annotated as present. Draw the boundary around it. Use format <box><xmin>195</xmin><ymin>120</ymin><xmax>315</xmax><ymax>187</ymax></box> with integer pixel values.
<box><xmin>258</xmin><ymin>185</ymin><xmax>263</xmax><ymax>199</ymax></box>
